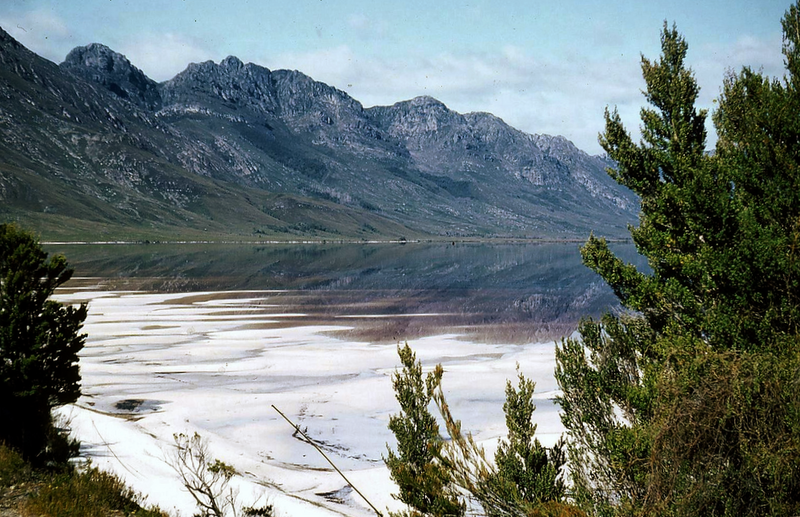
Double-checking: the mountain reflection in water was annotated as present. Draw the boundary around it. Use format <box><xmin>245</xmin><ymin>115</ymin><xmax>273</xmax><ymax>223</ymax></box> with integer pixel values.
<box><xmin>49</xmin><ymin>242</ymin><xmax>642</xmax><ymax>343</ymax></box>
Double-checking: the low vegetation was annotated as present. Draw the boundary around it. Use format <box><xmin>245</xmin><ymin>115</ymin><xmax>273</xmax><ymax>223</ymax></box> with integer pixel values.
<box><xmin>0</xmin><ymin>442</ymin><xmax>168</xmax><ymax>517</ymax></box>
<box><xmin>385</xmin><ymin>344</ymin><xmax>575</xmax><ymax>516</ymax></box>
<box><xmin>166</xmin><ymin>432</ymin><xmax>275</xmax><ymax>517</ymax></box>
<box><xmin>433</xmin><ymin>367</ymin><xmax>568</xmax><ymax>516</ymax></box>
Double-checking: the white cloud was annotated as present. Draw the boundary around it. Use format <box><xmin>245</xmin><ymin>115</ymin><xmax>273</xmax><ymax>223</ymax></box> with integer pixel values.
<box><xmin>347</xmin><ymin>13</ymin><xmax>389</xmax><ymax>41</ymax></box>
<box><xmin>0</xmin><ymin>8</ymin><xmax>74</xmax><ymax>63</ymax></box>
<box><xmin>694</xmin><ymin>33</ymin><xmax>785</xmax><ymax>102</ymax></box>
<box><xmin>501</xmin><ymin>45</ymin><xmax>528</xmax><ymax>65</ymax></box>
<box><xmin>120</xmin><ymin>33</ymin><xmax>218</xmax><ymax>82</ymax></box>
<box><xmin>2</xmin><ymin>7</ymin><xmax>782</xmax><ymax>156</ymax></box>
<box><xmin>264</xmin><ymin>44</ymin><xmax>646</xmax><ymax>154</ymax></box>
<box><xmin>264</xmin><ymin>27</ymin><xmax>785</xmax><ymax>155</ymax></box>
<box><xmin>1</xmin><ymin>11</ymin><xmax>217</xmax><ymax>82</ymax></box>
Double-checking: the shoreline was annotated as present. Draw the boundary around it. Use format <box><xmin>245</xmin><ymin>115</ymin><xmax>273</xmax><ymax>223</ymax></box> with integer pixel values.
<box><xmin>43</xmin><ymin>237</ymin><xmax>633</xmax><ymax>246</ymax></box>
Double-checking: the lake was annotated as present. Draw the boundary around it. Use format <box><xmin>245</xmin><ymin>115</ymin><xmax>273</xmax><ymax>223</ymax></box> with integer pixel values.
<box><xmin>52</xmin><ymin>241</ymin><xmax>639</xmax><ymax>343</ymax></box>
<box><xmin>48</xmin><ymin>241</ymin><xmax>640</xmax><ymax>517</ymax></box>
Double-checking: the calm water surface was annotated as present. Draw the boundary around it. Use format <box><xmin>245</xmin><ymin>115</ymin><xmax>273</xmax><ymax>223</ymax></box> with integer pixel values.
<box><xmin>49</xmin><ymin>242</ymin><xmax>641</xmax><ymax>343</ymax></box>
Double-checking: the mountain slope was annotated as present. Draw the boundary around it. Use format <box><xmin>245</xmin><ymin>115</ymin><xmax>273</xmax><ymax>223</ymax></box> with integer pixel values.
<box><xmin>0</xmin><ymin>27</ymin><xmax>637</xmax><ymax>241</ymax></box>
<box><xmin>0</xmin><ymin>29</ymin><xmax>417</xmax><ymax>241</ymax></box>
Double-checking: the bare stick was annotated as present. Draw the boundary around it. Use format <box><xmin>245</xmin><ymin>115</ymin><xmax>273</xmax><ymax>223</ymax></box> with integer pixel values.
<box><xmin>271</xmin><ymin>404</ymin><xmax>384</xmax><ymax>517</ymax></box>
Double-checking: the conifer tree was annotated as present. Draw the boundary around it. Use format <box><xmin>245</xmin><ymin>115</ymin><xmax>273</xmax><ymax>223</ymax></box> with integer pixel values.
<box><xmin>488</xmin><ymin>369</ymin><xmax>566</xmax><ymax>511</ymax></box>
<box><xmin>556</xmin><ymin>9</ymin><xmax>800</xmax><ymax>516</ymax></box>
<box><xmin>0</xmin><ymin>223</ymin><xmax>87</xmax><ymax>463</ymax></box>
<box><xmin>430</xmin><ymin>364</ymin><xmax>570</xmax><ymax>516</ymax></box>
<box><xmin>385</xmin><ymin>343</ymin><xmax>464</xmax><ymax>517</ymax></box>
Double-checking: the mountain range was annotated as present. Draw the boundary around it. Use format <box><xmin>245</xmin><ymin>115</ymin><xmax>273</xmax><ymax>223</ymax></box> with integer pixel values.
<box><xmin>0</xmin><ymin>27</ymin><xmax>637</xmax><ymax>241</ymax></box>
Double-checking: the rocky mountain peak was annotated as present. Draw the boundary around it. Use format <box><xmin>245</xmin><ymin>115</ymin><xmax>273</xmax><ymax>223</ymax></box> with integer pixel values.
<box><xmin>409</xmin><ymin>95</ymin><xmax>447</xmax><ymax>108</ymax></box>
<box><xmin>463</xmin><ymin>112</ymin><xmax>521</xmax><ymax>143</ymax></box>
<box><xmin>0</xmin><ymin>29</ymin><xmax>638</xmax><ymax>239</ymax></box>
<box><xmin>367</xmin><ymin>95</ymin><xmax>466</xmax><ymax>139</ymax></box>
<box><xmin>60</xmin><ymin>43</ymin><xmax>161</xmax><ymax>110</ymax></box>
<box><xmin>465</xmin><ymin>111</ymin><xmax>507</xmax><ymax>129</ymax></box>
<box><xmin>0</xmin><ymin>27</ymin><xmax>46</xmax><ymax>77</ymax></box>
<box><xmin>159</xmin><ymin>57</ymin><xmax>371</xmax><ymax>140</ymax></box>
<box><xmin>63</xmin><ymin>43</ymin><xmax>118</xmax><ymax>67</ymax></box>
<box><xmin>532</xmin><ymin>134</ymin><xmax>587</xmax><ymax>162</ymax></box>
<box><xmin>159</xmin><ymin>56</ymin><xmax>277</xmax><ymax>114</ymax></box>
<box><xmin>268</xmin><ymin>69</ymin><xmax>364</xmax><ymax>110</ymax></box>
<box><xmin>220</xmin><ymin>55</ymin><xmax>244</xmax><ymax>71</ymax></box>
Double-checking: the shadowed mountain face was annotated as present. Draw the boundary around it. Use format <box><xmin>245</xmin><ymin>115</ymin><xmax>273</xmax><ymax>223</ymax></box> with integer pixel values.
<box><xmin>61</xmin><ymin>43</ymin><xmax>162</xmax><ymax>111</ymax></box>
<box><xmin>0</xmin><ymin>27</ymin><xmax>638</xmax><ymax>241</ymax></box>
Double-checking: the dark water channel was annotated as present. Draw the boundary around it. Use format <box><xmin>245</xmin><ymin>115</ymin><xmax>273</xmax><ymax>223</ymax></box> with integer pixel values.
<box><xmin>48</xmin><ymin>241</ymin><xmax>643</xmax><ymax>343</ymax></box>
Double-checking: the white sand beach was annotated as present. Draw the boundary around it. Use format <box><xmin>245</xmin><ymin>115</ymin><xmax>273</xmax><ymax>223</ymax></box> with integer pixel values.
<box><xmin>54</xmin><ymin>290</ymin><xmax>565</xmax><ymax>517</ymax></box>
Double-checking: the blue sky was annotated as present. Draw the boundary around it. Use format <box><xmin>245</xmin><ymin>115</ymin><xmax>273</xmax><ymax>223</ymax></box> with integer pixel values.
<box><xmin>0</xmin><ymin>0</ymin><xmax>791</xmax><ymax>154</ymax></box>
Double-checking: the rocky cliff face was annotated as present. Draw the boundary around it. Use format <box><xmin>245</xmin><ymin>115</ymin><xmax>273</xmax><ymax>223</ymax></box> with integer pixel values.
<box><xmin>0</xmin><ymin>28</ymin><xmax>637</xmax><ymax>240</ymax></box>
<box><xmin>367</xmin><ymin>96</ymin><xmax>632</xmax><ymax>209</ymax></box>
<box><xmin>61</xmin><ymin>43</ymin><xmax>162</xmax><ymax>111</ymax></box>
<box><xmin>159</xmin><ymin>57</ymin><xmax>402</xmax><ymax>159</ymax></box>
<box><xmin>369</xmin><ymin>98</ymin><xmax>565</xmax><ymax>181</ymax></box>
<box><xmin>159</xmin><ymin>56</ymin><xmax>277</xmax><ymax>115</ymax></box>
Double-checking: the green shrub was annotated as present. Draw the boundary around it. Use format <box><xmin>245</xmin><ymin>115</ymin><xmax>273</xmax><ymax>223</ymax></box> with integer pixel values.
<box><xmin>385</xmin><ymin>343</ymin><xmax>465</xmax><ymax>517</ymax></box>
<box><xmin>0</xmin><ymin>442</ymin><xmax>31</xmax><ymax>487</ymax></box>
<box><xmin>20</xmin><ymin>465</ymin><xmax>168</xmax><ymax>517</ymax></box>
<box><xmin>433</xmin><ymin>366</ymin><xmax>569</xmax><ymax>517</ymax></box>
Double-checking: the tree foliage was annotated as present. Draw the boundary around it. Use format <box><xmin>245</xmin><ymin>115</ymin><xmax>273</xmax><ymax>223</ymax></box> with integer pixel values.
<box><xmin>0</xmin><ymin>223</ymin><xmax>87</xmax><ymax>463</ymax></box>
<box><xmin>385</xmin><ymin>343</ymin><xmax>464</xmax><ymax>517</ymax></box>
<box><xmin>556</xmin><ymin>8</ymin><xmax>800</xmax><ymax>516</ymax></box>
<box><xmin>433</xmin><ymin>367</ymin><xmax>570</xmax><ymax>517</ymax></box>
<box><xmin>492</xmin><ymin>370</ymin><xmax>566</xmax><ymax>509</ymax></box>
<box><xmin>387</xmin><ymin>345</ymin><xmax>571</xmax><ymax>517</ymax></box>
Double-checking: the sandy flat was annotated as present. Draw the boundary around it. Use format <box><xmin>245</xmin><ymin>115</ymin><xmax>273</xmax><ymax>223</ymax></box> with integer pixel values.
<box><xmin>55</xmin><ymin>290</ymin><xmax>566</xmax><ymax>517</ymax></box>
